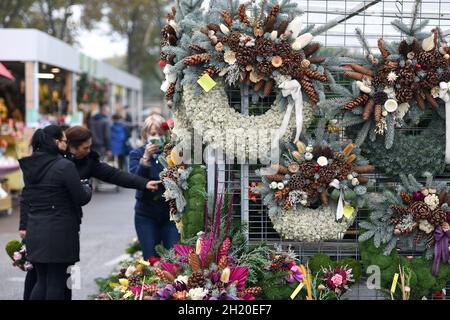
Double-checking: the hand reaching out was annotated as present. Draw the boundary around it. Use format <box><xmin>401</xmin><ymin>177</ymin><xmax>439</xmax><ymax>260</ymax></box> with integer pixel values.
<box><xmin>146</xmin><ymin>180</ymin><xmax>162</xmax><ymax>192</ymax></box>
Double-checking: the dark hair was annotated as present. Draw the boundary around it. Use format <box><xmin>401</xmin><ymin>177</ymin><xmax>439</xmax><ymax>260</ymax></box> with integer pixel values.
<box><xmin>65</xmin><ymin>126</ymin><xmax>92</xmax><ymax>148</ymax></box>
<box><xmin>112</xmin><ymin>113</ymin><xmax>122</xmax><ymax>121</ymax></box>
<box><xmin>31</xmin><ymin>125</ymin><xmax>64</xmax><ymax>154</ymax></box>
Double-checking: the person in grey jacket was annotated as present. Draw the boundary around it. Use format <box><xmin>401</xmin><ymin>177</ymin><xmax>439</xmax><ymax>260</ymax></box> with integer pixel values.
<box><xmin>89</xmin><ymin>102</ymin><xmax>111</xmax><ymax>156</ymax></box>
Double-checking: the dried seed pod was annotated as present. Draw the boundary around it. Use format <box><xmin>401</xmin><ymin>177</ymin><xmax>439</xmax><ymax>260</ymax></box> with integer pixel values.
<box><xmin>357</xmin><ymin>176</ymin><xmax>369</xmax><ymax>184</ymax></box>
<box><xmin>278</xmin><ymin>20</ymin><xmax>289</xmax><ymax>35</ymax></box>
<box><xmin>374</xmin><ymin>104</ymin><xmax>382</xmax><ymax>122</ymax></box>
<box><xmin>207</xmin><ymin>23</ymin><xmax>220</xmax><ymax>32</ymax></box>
<box><xmin>415</xmin><ymin>93</ymin><xmax>426</xmax><ymax>110</ymax></box>
<box><xmin>343</xmin><ymin>95</ymin><xmax>369</xmax><ymax>111</ymax></box>
<box><xmin>347</xmin><ymin>154</ymin><xmax>357</xmax><ymax>163</ymax></box>
<box><xmin>272</xmin><ymin>164</ymin><xmax>289</xmax><ymax>175</ymax></box>
<box><xmin>363</xmin><ymin>99</ymin><xmax>375</xmax><ymax>120</ymax></box>
<box><xmin>344</xmin><ymin>71</ymin><xmax>369</xmax><ymax>81</ymax></box>
<box><xmin>343</xmin><ymin>144</ymin><xmax>355</xmax><ymax>157</ymax></box>
<box><xmin>378</xmin><ymin>38</ymin><xmax>390</xmax><ymax>58</ymax></box>
<box><xmin>303</xmin><ymin>43</ymin><xmax>320</xmax><ymax>57</ymax></box>
<box><xmin>400</xmin><ymin>192</ymin><xmax>413</xmax><ymax>205</ymax></box>
<box><xmin>221</xmin><ymin>11</ymin><xmax>233</xmax><ymax>27</ymax></box>
<box><xmin>353</xmin><ymin>165</ymin><xmax>374</xmax><ymax>174</ymax></box>
<box><xmin>188</xmin><ymin>251</ymin><xmax>201</xmax><ymax>272</ymax></box>
<box><xmin>349</xmin><ymin>63</ymin><xmax>374</xmax><ymax>76</ymax></box>
<box><xmin>424</xmin><ymin>91</ymin><xmax>439</xmax><ymax>108</ymax></box>
<box><xmin>253</xmin><ymin>80</ymin><xmax>265</xmax><ymax>93</ymax></box>
<box><xmin>265</xmin><ymin>174</ymin><xmax>284</xmax><ymax>182</ymax></box>
<box><xmin>263</xmin><ymin>79</ymin><xmax>274</xmax><ymax>97</ymax></box>
<box><xmin>218</xmin><ymin>255</ymin><xmax>228</xmax><ymax>270</ymax></box>
<box><xmin>238</xmin><ymin>4</ymin><xmax>250</xmax><ymax>25</ymax></box>
<box><xmin>308</xmin><ymin>56</ymin><xmax>327</xmax><ymax>64</ymax></box>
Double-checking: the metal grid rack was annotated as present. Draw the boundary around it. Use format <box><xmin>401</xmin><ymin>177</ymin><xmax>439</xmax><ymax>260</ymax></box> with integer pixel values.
<box><xmin>206</xmin><ymin>0</ymin><xmax>450</xmax><ymax>299</ymax></box>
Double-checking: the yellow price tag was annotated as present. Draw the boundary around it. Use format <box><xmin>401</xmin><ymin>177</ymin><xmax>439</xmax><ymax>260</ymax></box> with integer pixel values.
<box><xmin>390</xmin><ymin>273</ymin><xmax>399</xmax><ymax>293</ymax></box>
<box><xmin>290</xmin><ymin>282</ymin><xmax>304</xmax><ymax>300</ymax></box>
<box><xmin>139</xmin><ymin>259</ymin><xmax>150</xmax><ymax>266</ymax></box>
<box><xmin>343</xmin><ymin>204</ymin><xmax>356</xmax><ymax>219</ymax></box>
<box><xmin>197</xmin><ymin>74</ymin><xmax>217</xmax><ymax>92</ymax></box>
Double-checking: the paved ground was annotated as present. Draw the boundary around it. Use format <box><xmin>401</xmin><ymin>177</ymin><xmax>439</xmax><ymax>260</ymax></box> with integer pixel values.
<box><xmin>0</xmin><ymin>187</ymin><xmax>137</xmax><ymax>300</ymax></box>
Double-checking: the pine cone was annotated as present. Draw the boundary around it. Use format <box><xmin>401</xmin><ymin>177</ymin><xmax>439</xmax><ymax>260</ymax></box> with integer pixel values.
<box><xmin>154</xmin><ymin>269</ymin><xmax>174</xmax><ymax>283</ymax></box>
<box><xmin>276</xmin><ymin>41</ymin><xmax>292</xmax><ymax>57</ymax></box>
<box><xmin>242</xmin><ymin>287</ymin><xmax>262</xmax><ymax>296</ymax></box>
<box><xmin>413</xmin><ymin>231</ymin><xmax>426</xmax><ymax>245</ymax></box>
<box><xmin>238</xmin><ymin>4</ymin><xmax>250</xmax><ymax>25</ymax></box>
<box><xmin>363</xmin><ymin>99</ymin><xmax>375</xmax><ymax>120</ymax></box>
<box><xmin>236</xmin><ymin>46</ymin><xmax>256</xmax><ymax>65</ymax></box>
<box><xmin>317</xmin><ymin>166</ymin><xmax>337</xmax><ymax>185</ymax></box>
<box><xmin>128</xmin><ymin>275</ymin><xmax>142</xmax><ymax>287</ymax></box>
<box><xmin>221</xmin><ymin>10</ymin><xmax>233</xmax><ymax>27</ymax></box>
<box><xmin>183</xmin><ymin>53</ymin><xmax>212</xmax><ymax>65</ymax></box>
<box><xmin>303</xmin><ymin>68</ymin><xmax>328</xmax><ymax>82</ymax></box>
<box><xmin>421</xmin><ymin>71</ymin><xmax>440</xmax><ymax>89</ymax></box>
<box><xmin>209</xmin><ymin>282</ymin><xmax>226</xmax><ymax>295</ymax></box>
<box><xmin>288</xmin><ymin>174</ymin><xmax>306</xmax><ymax>190</ymax></box>
<box><xmin>429</xmin><ymin>209</ymin><xmax>447</xmax><ymax>226</ymax></box>
<box><xmin>417</xmin><ymin>51</ymin><xmax>434</xmax><ymax>69</ymax></box>
<box><xmin>187</xmin><ymin>272</ymin><xmax>206</xmax><ymax>289</ymax></box>
<box><xmin>426</xmin><ymin>233</ymin><xmax>435</xmax><ymax>248</ymax></box>
<box><xmin>218</xmin><ymin>255</ymin><xmax>228</xmax><ymax>270</ymax></box>
<box><xmin>278</xmin><ymin>20</ymin><xmax>289</xmax><ymax>35</ymax></box>
<box><xmin>342</xmin><ymin>94</ymin><xmax>369</xmax><ymax>111</ymax></box>
<box><xmin>373</xmin><ymin>91</ymin><xmax>388</xmax><ymax>105</ymax></box>
<box><xmin>396</xmin><ymin>87</ymin><xmax>414</xmax><ymax>104</ymax></box>
<box><xmin>165</xmin><ymin>82</ymin><xmax>176</xmax><ymax>102</ymax></box>
<box><xmin>161</xmin><ymin>24</ymin><xmax>176</xmax><ymax>37</ymax></box>
<box><xmin>410</xmin><ymin>201</ymin><xmax>432</xmax><ymax>221</ymax></box>
<box><xmin>440</xmin><ymin>70</ymin><xmax>450</xmax><ymax>83</ymax></box>
<box><xmin>169</xmin><ymin>199</ymin><xmax>177</xmax><ymax>216</ymax></box>
<box><xmin>256</xmin><ymin>60</ymin><xmax>273</xmax><ymax>76</ymax></box>
<box><xmin>202</xmin><ymin>67</ymin><xmax>218</xmax><ymax>77</ymax></box>
<box><xmin>228</xmin><ymin>31</ymin><xmax>241</xmax><ymax>51</ymax></box>
<box><xmin>300</xmin><ymin>78</ymin><xmax>319</xmax><ymax>104</ymax></box>
<box><xmin>400</xmin><ymin>192</ymin><xmax>413</xmax><ymax>205</ymax></box>
<box><xmin>188</xmin><ymin>251</ymin><xmax>202</xmax><ymax>272</ymax></box>
<box><xmin>389</xmin><ymin>204</ymin><xmax>409</xmax><ymax>216</ymax></box>
<box><xmin>397</xmin><ymin>66</ymin><xmax>415</xmax><ymax>85</ymax></box>
<box><xmin>264</xmin><ymin>5</ymin><xmax>280</xmax><ymax>32</ymax></box>
<box><xmin>189</xmin><ymin>44</ymin><xmax>206</xmax><ymax>53</ymax></box>
<box><xmin>255</xmin><ymin>38</ymin><xmax>275</xmax><ymax>56</ymax></box>
<box><xmin>398</xmin><ymin>40</ymin><xmax>410</xmax><ymax>56</ymax></box>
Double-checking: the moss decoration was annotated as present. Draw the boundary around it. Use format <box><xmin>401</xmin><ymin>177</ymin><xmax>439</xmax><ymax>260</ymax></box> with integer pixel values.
<box><xmin>181</xmin><ymin>165</ymin><xmax>207</xmax><ymax>240</ymax></box>
<box><xmin>5</xmin><ymin>240</ymin><xmax>22</xmax><ymax>259</ymax></box>
<box><xmin>359</xmin><ymin>240</ymin><xmax>450</xmax><ymax>300</ymax></box>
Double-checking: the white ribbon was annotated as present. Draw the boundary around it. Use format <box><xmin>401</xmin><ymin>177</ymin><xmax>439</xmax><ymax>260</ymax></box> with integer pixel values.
<box><xmin>329</xmin><ymin>179</ymin><xmax>344</xmax><ymax>221</ymax></box>
<box><xmin>439</xmin><ymin>81</ymin><xmax>450</xmax><ymax>163</ymax></box>
<box><xmin>277</xmin><ymin>79</ymin><xmax>304</xmax><ymax>143</ymax></box>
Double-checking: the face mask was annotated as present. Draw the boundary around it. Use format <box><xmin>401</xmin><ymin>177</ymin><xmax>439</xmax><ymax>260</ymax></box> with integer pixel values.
<box><xmin>147</xmin><ymin>135</ymin><xmax>165</xmax><ymax>147</ymax></box>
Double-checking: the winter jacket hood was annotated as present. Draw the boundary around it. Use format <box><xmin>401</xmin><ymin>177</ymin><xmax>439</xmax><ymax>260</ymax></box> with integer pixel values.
<box><xmin>19</xmin><ymin>152</ymin><xmax>59</xmax><ymax>184</ymax></box>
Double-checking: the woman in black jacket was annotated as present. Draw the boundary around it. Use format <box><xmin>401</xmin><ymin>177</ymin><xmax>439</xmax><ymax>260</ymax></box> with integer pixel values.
<box><xmin>19</xmin><ymin>125</ymin><xmax>92</xmax><ymax>300</ymax></box>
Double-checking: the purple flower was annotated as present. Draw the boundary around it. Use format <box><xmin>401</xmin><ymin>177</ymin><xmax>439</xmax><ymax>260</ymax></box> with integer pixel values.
<box><xmin>13</xmin><ymin>252</ymin><xmax>22</xmax><ymax>261</ymax></box>
<box><xmin>287</xmin><ymin>265</ymin><xmax>304</xmax><ymax>283</ymax></box>
<box><xmin>153</xmin><ymin>284</ymin><xmax>176</xmax><ymax>300</ymax></box>
<box><xmin>412</xmin><ymin>191</ymin><xmax>425</xmax><ymax>202</ymax></box>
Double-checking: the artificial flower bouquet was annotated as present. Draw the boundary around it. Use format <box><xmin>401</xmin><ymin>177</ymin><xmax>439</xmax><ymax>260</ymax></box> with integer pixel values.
<box><xmin>5</xmin><ymin>240</ymin><xmax>33</xmax><ymax>271</ymax></box>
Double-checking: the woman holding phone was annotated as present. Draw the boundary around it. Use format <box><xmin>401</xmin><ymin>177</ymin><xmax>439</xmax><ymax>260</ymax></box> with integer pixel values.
<box><xmin>129</xmin><ymin>115</ymin><xmax>179</xmax><ymax>259</ymax></box>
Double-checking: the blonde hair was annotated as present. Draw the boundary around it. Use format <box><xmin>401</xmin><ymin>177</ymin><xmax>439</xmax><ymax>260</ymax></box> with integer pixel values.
<box><xmin>141</xmin><ymin>114</ymin><xmax>166</xmax><ymax>140</ymax></box>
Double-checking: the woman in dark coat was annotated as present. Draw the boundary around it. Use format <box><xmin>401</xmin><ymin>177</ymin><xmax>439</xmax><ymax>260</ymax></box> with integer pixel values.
<box><xmin>129</xmin><ymin>115</ymin><xmax>179</xmax><ymax>259</ymax></box>
<box><xmin>19</xmin><ymin>125</ymin><xmax>92</xmax><ymax>300</ymax></box>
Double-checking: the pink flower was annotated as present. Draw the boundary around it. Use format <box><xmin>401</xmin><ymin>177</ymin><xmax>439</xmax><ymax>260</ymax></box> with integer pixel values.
<box><xmin>13</xmin><ymin>252</ymin><xmax>22</xmax><ymax>261</ymax></box>
<box><xmin>287</xmin><ymin>264</ymin><xmax>304</xmax><ymax>283</ymax></box>
<box><xmin>331</xmin><ymin>274</ymin><xmax>343</xmax><ymax>287</ymax></box>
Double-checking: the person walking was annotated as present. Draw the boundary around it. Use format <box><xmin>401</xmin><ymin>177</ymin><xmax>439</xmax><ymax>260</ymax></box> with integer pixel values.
<box><xmin>19</xmin><ymin>125</ymin><xmax>92</xmax><ymax>300</ymax></box>
<box><xmin>89</xmin><ymin>102</ymin><xmax>111</xmax><ymax>157</ymax></box>
<box><xmin>110</xmin><ymin>113</ymin><xmax>131</xmax><ymax>170</ymax></box>
<box><xmin>129</xmin><ymin>115</ymin><xmax>179</xmax><ymax>259</ymax></box>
